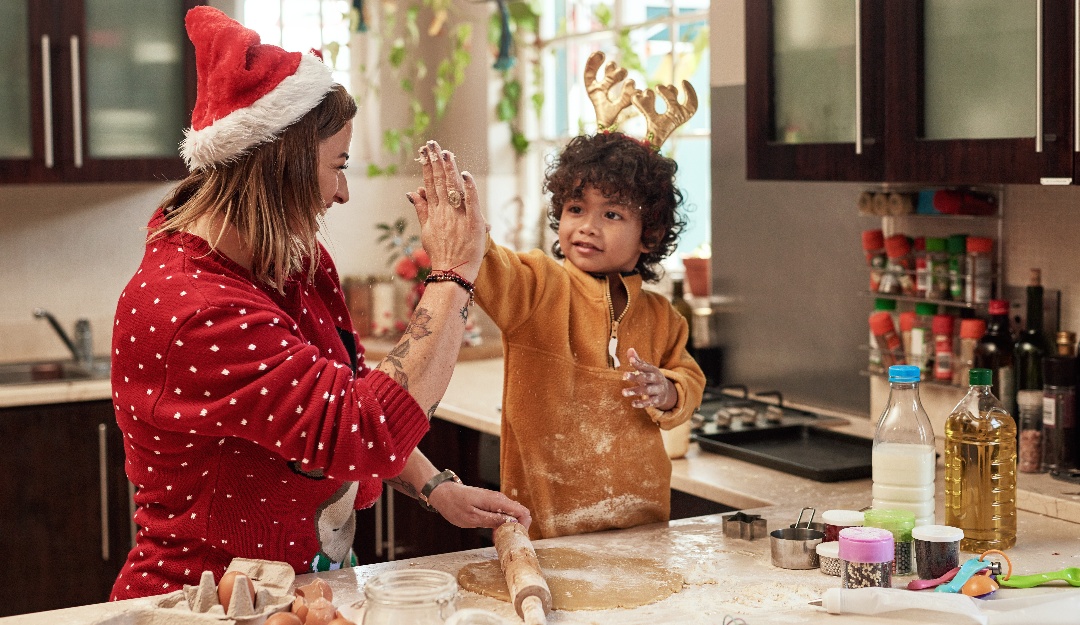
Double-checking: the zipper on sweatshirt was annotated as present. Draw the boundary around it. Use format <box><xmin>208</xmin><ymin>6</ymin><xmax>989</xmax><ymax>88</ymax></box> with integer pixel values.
<box><xmin>604</xmin><ymin>275</ymin><xmax>631</xmax><ymax>369</ymax></box>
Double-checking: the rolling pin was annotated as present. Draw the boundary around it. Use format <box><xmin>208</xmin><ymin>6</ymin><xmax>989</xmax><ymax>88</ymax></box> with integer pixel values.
<box><xmin>494</xmin><ymin>520</ymin><xmax>551</xmax><ymax>625</ymax></box>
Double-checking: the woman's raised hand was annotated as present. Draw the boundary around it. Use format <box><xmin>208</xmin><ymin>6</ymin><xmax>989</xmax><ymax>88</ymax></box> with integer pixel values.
<box><xmin>406</xmin><ymin>140</ymin><xmax>487</xmax><ymax>282</ymax></box>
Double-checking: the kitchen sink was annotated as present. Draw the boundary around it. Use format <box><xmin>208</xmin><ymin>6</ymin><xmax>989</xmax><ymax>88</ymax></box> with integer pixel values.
<box><xmin>0</xmin><ymin>360</ymin><xmax>110</xmax><ymax>385</ymax></box>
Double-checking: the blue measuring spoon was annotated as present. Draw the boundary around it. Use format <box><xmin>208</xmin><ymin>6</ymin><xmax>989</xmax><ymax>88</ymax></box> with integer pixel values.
<box><xmin>935</xmin><ymin>558</ymin><xmax>991</xmax><ymax>593</ymax></box>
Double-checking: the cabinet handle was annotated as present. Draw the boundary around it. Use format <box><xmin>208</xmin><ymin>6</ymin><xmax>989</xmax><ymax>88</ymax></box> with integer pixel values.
<box><xmin>374</xmin><ymin>486</ymin><xmax>384</xmax><ymax>558</ymax></box>
<box><xmin>1037</xmin><ymin>0</ymin><xmax>1044</xmax><ymax>153</ymax></box>
<box><xmin>854</xmin><ymin>0</ymin><xmax>862</xmax><ymax>155</ymax></box>
<box><xmin>98</xmin><ymin>423</ymin><xmax>110</xmax><ymax>561</ymax></box>
<box><xmin>387</xmin><ymin>487</ymin><xmax>396</xmax><ymax>562</ymax></box>
<box><xmin>70</xmin><ymin>36</ymin><xmax>83</xmax><ymax>168</ymax></box>
<box><xmin>41</xmin><ymin>35</ymin><xmax>54</xmax><ymax>168</ymax></box>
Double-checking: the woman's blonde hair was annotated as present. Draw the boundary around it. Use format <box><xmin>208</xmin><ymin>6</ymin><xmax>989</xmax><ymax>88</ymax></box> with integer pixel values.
<box><xmin>154</xmin><ymin>84</ymin><xmax>357</xmax><ymax>292</ymax></box>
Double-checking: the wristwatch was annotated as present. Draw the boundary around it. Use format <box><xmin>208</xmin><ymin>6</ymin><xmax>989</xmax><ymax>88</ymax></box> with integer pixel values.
<box><xmin>419</xmin><ymin>469</ymin><xmax>462</xmax><ymax>512</ymax></box>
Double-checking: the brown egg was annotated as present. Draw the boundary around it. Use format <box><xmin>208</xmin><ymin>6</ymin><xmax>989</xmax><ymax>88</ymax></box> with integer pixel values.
<box><xmin>296</xmin><ymin>578</ymin><xmax>333</xmax><ymax>602</ymax></box>
<box><xmin>264</xmin><ymin>613</ymin><xmax>304</xmax><ymax>625</ymax></box>
<box><xmin>326</xmin><ymin>618</ymin><xmax>356</xmax><ymax>625</ymax></box>
<box><xmin>303</xmin><ymin>597</ymin><xmax>338</xmax><ymax>625</ymax></box>
<box><xmin>217</xmin><ymin>571</ymin><xmax>256</xmax><ymax>614</ymax></box>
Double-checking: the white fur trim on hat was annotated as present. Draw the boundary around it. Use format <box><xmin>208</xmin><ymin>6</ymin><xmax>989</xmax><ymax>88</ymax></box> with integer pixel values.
<box><xmin>181</xmin><ymin>54</ymin><xmax>335</xmax><ymax>170</ymax></box>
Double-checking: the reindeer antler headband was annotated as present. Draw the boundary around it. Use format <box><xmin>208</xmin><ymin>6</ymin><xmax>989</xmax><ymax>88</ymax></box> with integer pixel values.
<box><xmin>583</xmin><ymin>51</ymin><xmax>698</xmax><ymax>149</ymax></box>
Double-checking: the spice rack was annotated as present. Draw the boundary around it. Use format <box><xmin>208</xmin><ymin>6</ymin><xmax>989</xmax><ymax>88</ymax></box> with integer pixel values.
<box><xmin>861</xmin><ymin>185</ymin><xmax>1005</xmax><ymax>390</ymax></box>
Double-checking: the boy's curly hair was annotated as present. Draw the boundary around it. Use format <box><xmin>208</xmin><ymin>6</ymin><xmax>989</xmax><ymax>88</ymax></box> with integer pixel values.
<box><xmin>545</xmin><ymin>132</ymin><xmax>686</xmax><ymax>283</ymax></box>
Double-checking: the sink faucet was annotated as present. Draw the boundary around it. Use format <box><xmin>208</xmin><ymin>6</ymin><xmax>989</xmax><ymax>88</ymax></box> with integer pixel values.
<box><xmin>33</xmin><ymin>309</ymin><xmax>93</xmax><ymax>368</ymax></box>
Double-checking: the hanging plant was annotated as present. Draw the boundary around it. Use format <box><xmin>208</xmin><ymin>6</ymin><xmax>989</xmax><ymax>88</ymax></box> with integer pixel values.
<box><xmin>488</xmin><ymin>0</ymin><xmax>541</xmax><ymax>158</ymax></box>
<box><xmin>355</xmin><ymin>1</ymin><xmax>473</xmax><ymax>177</ymax></box>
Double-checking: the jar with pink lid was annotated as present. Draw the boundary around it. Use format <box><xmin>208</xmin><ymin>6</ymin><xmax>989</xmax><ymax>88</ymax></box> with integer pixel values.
<box><xmin>821</xmin><ymin>509</ymin><xmax>864</xmax><ymax>542</ymax></box>
<box><xmin>838</xmin><ymin>527</ymin><xmax>893</xmax><ymax>589</ymax></box>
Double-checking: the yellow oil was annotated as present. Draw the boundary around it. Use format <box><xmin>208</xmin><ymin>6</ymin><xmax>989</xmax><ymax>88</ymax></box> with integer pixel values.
<box><xmin>944</xmin><ymin>408</ymin><xmax>1017</xmax><ymax>551</ymax></box>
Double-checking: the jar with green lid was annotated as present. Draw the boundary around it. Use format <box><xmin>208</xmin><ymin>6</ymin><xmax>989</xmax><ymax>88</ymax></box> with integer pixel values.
<box><xmin>947</xmin><ymin>235</ymin><xmax>967</xmax><ymax>300</ymax></box>
<box><xmin>864</xmin><ymin>508</ymin><xmax>916</xmax><ymax>575</ymax></box>
<box><xmin>925</xmin><ymin>237</ymin><xmax>950</xmax><ymax>300</ymax></box>
<box><xmin>362</xmin><ymin>569</ymin><xmax>458</xmax><ymax>625</ymax></box>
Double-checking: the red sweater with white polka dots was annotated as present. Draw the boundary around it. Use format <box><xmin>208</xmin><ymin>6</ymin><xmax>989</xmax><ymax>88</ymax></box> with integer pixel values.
<box><xmin>110</xmin><ymin>209</ymin><xmax>428</xmax><ymax>600</ymax></box>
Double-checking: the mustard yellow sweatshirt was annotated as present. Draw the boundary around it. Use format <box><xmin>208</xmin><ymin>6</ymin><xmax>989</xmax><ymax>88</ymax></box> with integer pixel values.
<box><xmin>475</xmin><ymin>239</ymin><xmax>705</xmax><ymax>539</ymax></box>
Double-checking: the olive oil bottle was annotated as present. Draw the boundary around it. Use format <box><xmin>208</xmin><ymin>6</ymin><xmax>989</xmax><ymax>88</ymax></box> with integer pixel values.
<box><xmin>945</xmin><ymin>368</ymin><xmax>1017</xmax><ymax>551</ymax></box>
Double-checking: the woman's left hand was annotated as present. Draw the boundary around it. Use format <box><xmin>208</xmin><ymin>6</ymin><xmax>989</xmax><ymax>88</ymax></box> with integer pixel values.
<box><xmin>426</xmin><ymin>482</ymin><xmax>532</xmax><ymax>530</ymax></box>
<box><xmin>622</xmin><ymin>347</ymin><xmax>677</xmax><ymax>411</ymax></box>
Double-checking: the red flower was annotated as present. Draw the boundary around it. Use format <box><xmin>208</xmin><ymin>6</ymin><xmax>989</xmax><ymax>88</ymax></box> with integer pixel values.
<box><xmin>412</xmin><ymin>248</ymin><xmax>431</xmax><ymax>269</ymax></box>
<box><xmin>394</xmin><ymin>256</ymin><xmax>418</xmax><ymax>280</ymax></box>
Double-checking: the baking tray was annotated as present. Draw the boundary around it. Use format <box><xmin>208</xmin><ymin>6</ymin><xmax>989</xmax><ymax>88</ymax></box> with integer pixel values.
<box><xmin>693</xmin><ymin>425</ymin><xmax>872</xmax><ymax>482</ymax></box>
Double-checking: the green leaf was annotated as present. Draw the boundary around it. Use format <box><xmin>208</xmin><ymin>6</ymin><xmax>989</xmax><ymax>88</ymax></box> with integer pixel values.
<box><xmin>367</xmin><ymin>163</ymin><xmax>385</xmax><ymax>177</ymax></box>
<box><xmin>389</xmin><ymin>40</ymin><xmax>407</xmax><ymax>67</ymax></box>
<box><xmin>383</xmin><ymin>129</ymin><xmax>401</xmax><ymax>155</ymax></box>
<box><xmin>496</xmin><ymin>98</ymin><xmax>515</xmax><ymax>122</ymax></box>
<box><xmin>593</xmin><ymin>4</ymin><xmax>612</xmax><ymax>28</ymax></box>
<box><xmin>405</xmin><ymin>6</ymin><xmax>420</xmax><ymax>42</ymax></box>
<box><xmin>511</xmin><ymin>130</ymin><xmax>529</xmax><ymax>156</ymax></box>
<box><xmin>503</xmin><ymin>78</ymin><xmax>522</xmax><ymax>102</ymax></box>
<box><xmin>531</xmin><ymin>93</ymin><xmax>544</xmax><ymax>114</ymax></box>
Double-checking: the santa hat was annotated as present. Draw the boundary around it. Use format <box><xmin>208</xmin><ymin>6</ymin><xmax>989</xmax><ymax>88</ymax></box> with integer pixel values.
<box><xmin>180</xmin><ymin>6</ymin><xmax>335</xmax><ymax>170</ymax></box>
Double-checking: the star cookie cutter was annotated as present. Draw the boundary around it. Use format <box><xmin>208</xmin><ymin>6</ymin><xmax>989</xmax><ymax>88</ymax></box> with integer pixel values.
<box><xmin>722</xmin><ymin>511</ymin><xmax>768</xmax><ymax>541</ymax></box>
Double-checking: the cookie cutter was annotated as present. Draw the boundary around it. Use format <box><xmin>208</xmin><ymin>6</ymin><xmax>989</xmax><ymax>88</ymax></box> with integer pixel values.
<box><xmin>722</xmin><ymin>511</ymin><xmax>768</xmax><ymax>540</ymax></box>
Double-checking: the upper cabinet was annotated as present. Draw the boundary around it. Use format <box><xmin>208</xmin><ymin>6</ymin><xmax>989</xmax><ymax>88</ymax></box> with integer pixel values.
<box><xmin>746</xmin><ymin>0</ymin><xmax>1077</xmax><ymax>185</ymax></box>
<box><xmin>0</xmin><ymin>0</ymin><xmax>200</xmax><ymax>184</ymax></box>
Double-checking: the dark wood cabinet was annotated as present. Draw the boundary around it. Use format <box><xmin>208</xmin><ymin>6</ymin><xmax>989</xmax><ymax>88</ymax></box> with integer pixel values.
<box><xmin>0</xmin><ymin>400</ymin><xmax>131</xmax><ymax>617</ymax></box>
<box><xmin>0</xmin><ymin>0</ymin><xmax>201</xmax><ymax>184</ymax></box>
<box><xmin>747</xmin><ymin>0</ymin><xmax>1078</xmax><ymax>185</ymax></box>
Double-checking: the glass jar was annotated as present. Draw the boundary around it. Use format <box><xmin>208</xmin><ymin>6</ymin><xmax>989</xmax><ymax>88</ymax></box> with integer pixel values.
<box><xmin>864</xmin><ymin>508</ymin><xmax>916</xmax><ymax>575</ymax></box>
<box><xmin>1017</xmin><ymin>389</ymin><xmax>1044</xmax><ymax>473</ymax></box>
<box><xmin>838</xmin><ymin>527</ymin><xmax>893</xmax><ymax>589</ymax></box>
<box><xmin>362</xmin><ymin>569</ymin><xmax>458</xmax><ymax>625</ymax></box>
<box><xmin>1042</xmin><ymin>356</ymin><xmax>1077</xmax><ymax>477</ymax></box>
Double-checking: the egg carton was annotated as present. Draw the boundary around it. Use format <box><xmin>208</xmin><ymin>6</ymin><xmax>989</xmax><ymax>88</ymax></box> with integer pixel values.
<box><xmin>91</xmin><ymin>558</ymin><xmax>296</xmax><ymax>625</ymax></box>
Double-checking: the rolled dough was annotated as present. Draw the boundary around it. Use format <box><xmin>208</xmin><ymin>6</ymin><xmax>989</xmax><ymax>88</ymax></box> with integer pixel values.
<box><xmin>458</xmin><ymin>547</ymin><xmax>683</xmax><ymax>611</ymax></box>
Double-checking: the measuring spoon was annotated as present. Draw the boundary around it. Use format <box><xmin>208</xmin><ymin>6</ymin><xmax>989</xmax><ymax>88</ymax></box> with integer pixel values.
<box><xmin>935</xmin><ymin>558</ymin><xmax>991</xmax><ymax>594</ymax></box>
<box><xmin>998</xmin><ymin>567</ymin><xmax>1080</xmax><ymax>588</ymax></box>
<box><xmin>960</xmin><ymin>573</ymin><xmax>999</xmax><ymax>598</ymax></box>
<box><xmin>907</xmin><ymin>567</ymin><xmax>960</xmax><ymax>591</ymax></box>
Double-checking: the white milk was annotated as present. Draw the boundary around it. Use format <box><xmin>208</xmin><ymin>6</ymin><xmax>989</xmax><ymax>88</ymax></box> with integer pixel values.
<box><xmin>871</xmin><ymin>442</ymin><xmax>936</xmax><ymax>525</ymax></box>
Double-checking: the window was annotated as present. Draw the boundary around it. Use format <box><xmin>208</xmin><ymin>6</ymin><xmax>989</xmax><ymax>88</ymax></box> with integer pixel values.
<box><xmin>531</xmin><ymin>0</ymin><xmax>711</xmax><ymax>263</ymax></box>
<box><xmin>241</xmin><ymin>0</ymin><xmax>352</xmax><ymax>89</ymax></box>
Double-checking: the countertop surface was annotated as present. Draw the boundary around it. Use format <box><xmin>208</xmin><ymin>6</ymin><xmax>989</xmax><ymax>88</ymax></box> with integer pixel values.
<box><xmin>5</xmin><ymin>358</ymin><xmax>1080</xmax><ymax>624</ymax></box>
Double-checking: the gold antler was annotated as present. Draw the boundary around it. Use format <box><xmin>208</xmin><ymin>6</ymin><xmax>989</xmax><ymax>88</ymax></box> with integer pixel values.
<box><xmin>584</xmin><ymin>51</ymin><xmax>638</xmax><ymax>131</ymax></box>
<box><xmin>632</xmin><ymin>81</ymin><xmax>699</xmax><ymax>149</ymax></box>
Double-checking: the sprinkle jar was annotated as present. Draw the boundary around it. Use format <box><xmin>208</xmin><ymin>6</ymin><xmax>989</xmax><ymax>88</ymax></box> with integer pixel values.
<box><xmin>816</xmin><ymin>540</ymin><xmax>842</xmax><ymax>576</ymax></box>
<box><xmin>838</xmin><ymin>527</ymin><xmax>894</xmax><ymax>589</ymax></box>
<box><xmin>821</xmin><ymin>509</ymin><xmax>865</xmax><ymax>542</ymax></box>
<box><xmin>912</xmin><ymin>525</ymin><xmax>963</xmax><ymax>580</ymax></box>
<box><xmin>864</xmin><ymin>508</ymin><xmax>916</xmax><ymax>575</ymax></box>
<box><xmin>362</xmin><ymin>569</ymin><xmax>458</xmax><ymax>625</ymax></box>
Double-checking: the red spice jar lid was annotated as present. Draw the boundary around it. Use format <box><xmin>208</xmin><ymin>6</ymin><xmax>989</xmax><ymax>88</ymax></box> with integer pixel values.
<box><xmin>966</xmin><ymin>236</ymin><xmax>993</xmax><ymax>254</ymax></box>
<box><xmin>862</xmin><ymin>229</ymin><xmax>885</xmax><ymax>250</ymax></box>
<box><xmin>899</xmin><ymin>311</ymin><xmax>916</xmax><ymax>332</ymax></box>
<box><xmin>869</xmin><ymin>311</ymin><xmax>897</xmax><ymax>335</ymax></box>
<box><xmin>959</xmin><ymin>318</ymin><xmax>987</xmax><ymax>339</ymax></box>
<box><xmin>913</xmin><ymin>236</ymin><xmax>926</xmax><ymax>252</ymax></box>
<box><xmin>988</xmin><ymin>299</ymin><xmax>1009</xmax><ymax>315</ymax></box>
<box><xmin>884</xmin><ymin>235</ymin><xmax>912</xmax><ymax>258</ymax></box>
<box><xmin>932</xmin><ymin>314</ymin><xmax>954</xmax><ymax>335</ymax></box>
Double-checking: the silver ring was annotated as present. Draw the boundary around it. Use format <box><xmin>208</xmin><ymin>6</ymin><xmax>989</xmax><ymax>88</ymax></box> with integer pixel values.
<box><xmin>447</xmin><ymin>189</ymin><xmax>462</xmax><ymax>208</ymax></box>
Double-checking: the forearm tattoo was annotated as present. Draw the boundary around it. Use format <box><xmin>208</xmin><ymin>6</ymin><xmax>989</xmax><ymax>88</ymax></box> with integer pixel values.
<box><xmin>386</xmin><ymin>476</ymin><xmax>419</xmax><ymax>500</ymax></box>
<box><xmin>380</xmin><ymin>307</ymin><xmax>434</xmax><ymax>390</ymax></box>
<box><xmin>459</xmin><ymin>305</ymin><xmax>469</xmax><ymax>322</ymax></box>
<box><xmin>426</xmin><ymin>400</ymin><xmax>440</xmax><ymax>421</ymax></box>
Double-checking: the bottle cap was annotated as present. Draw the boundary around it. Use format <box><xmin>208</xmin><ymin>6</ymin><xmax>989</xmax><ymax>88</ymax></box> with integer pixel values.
<box><xmin>1043</xmin><ymin>356</ymin><xmax>1077</xmax><ymax>387</ymax></box>
<box><xmin>884</xmin><ymin>235</ymin><xmax>912</xmax><ymax>258</ymax></box>
<box><xmin>863</xmin><ymin>508</ymin><xmax>916</xmax><ymax>539</ymax></box>
<box><xmin>838</xmin><ymin>527</ymin><xmax>895</xmax><ymax>563</ymax></box>
<box><xmin>821</xmin><ymin>509</ymin><xmax>865</xmax><ymax>527</ymax></box>
<box><xmin>932</xmin><ymin>314</ymin><xmax>954</xmax><ymax>335</ymax></box>
<box><xmin>915</xmin><ymin>302</ymin><xmax>939</xmax><ymax>316</ymax></box>
<box><xmin>969</xmin><ymin>368</ymin><xmax>992</xmax><ymax>386</ymax></box>
<box><xmin>862</xmin><ymin>229</ymin><xmax>885</xmax><ymax>250</ymax></box>
<box><xmin>869</xmin><ymin>312</ymin><xmax>897</xmax><ymax>335</ymax></box>
<box><xmin>946</xmin><ymin>235</ymin><xmax>967</xmax><ymax>254</ymax></box>
<box><xmin>959</xmin><ymin>318</ymin><xmax>987</xmax><ymax>340</ymax></box>
<box><xmin>1056</xmin><ymin>331</ymin><xmax>1077</xmax><ymax>356</ymax></box>
<box><xmin>925</xmin><ymin>237</ymin><xmax>946</xmax><ymax>252</ymax></box>
<box><xmin>966</xmin><ymin>237</ymin><xmax>993</xmax><ymax>254</ymax></box>
<box><xmin>988</xmin><ymin>299</ymin><xmax>1009</xmax><ymax>315</ymax></box>
<box><xmin>1028</xmin><ymin>268</ymin><xmax>1042</xmax><ymax>287</ymax></box>
<box><xmin>874</xmin><ymin>298</ymin><xmax>897</xmax><ymax>311</ymax></box>
<box><xmin>816</xmin><ymin>540</ymin><xmax>840</xmax><ymax>558</ymax></box>
<box><xmin>911</xmin><ymin>525</ymin><xmax>964</xmax><ymax>543</ymax></box>
<box><xmin>888</xmin><ymin>365</ymin><xmax>920</xmax><ymax>383</ymax></box>
<box><xmin>899</xmin><ymin>311</ymin><xmax>917</xmax><ymax>332</ymax></box>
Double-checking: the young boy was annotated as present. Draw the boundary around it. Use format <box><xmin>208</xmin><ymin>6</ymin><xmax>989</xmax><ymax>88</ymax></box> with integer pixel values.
<box><xmin>473</xmin><ymin>129</ymin><xmax>704</xmax><ymax>540</ymax></box>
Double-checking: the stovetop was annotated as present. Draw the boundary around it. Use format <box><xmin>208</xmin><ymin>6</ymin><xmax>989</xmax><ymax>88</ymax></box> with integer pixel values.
<box><xmin>693</xmin><ymin>385</ymin><xmax>849</xmax><ymax>435</ymax></box>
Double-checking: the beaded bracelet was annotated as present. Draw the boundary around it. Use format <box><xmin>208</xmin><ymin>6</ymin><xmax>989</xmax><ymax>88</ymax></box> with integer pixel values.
<box><xmin>424</xmin><ymin>269</ymin><xmax>475</xmax><ymax>306</ymax></box>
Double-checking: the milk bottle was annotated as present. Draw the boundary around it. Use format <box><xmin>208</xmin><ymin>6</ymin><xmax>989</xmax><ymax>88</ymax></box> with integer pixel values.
<box><xmin>872</xmin><ymin>365</ymin><xmax>937</xmax><ymax>526</ymax></box>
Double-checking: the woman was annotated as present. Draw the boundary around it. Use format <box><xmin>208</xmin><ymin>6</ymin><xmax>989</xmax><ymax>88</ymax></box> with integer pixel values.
<box><xmin>110</xmin><ymin>7</ymin><xmax>527</xmax><ymax>600</ymax></box>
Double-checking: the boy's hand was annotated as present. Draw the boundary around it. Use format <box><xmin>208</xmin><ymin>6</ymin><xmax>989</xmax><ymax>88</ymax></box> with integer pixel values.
<box><xmin>622</xmin><ymin>347</ymin><xmax>677</xmax><ymax>411</ymax></box>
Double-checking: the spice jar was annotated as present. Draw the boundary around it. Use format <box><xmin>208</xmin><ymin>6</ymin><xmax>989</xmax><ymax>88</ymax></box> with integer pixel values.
<box><xmin>838</xmin><ymin>527</ymin><xmax>893</xmax><ymax>589</ymax></box>
<box><xmin>925</xmin><ymin>237</ymin><xmax>950</xmax><ymax>300</ymax></box>
<box><xmin>864</xmin><ymin>508</ymin><xmax>916</xmax><ymax>575</ymax></box>
<box><xmin>964</xmin><ymin>237</ymin><xmax>994</xmax><ymax>304</ymax></box>
<box><xmin>870</xmin><ymin>312</ymin><xmax>905</xmax><ymax>368</ymax></box>
<box><xmin>362</xmin><ymin>569</ymin><xmax>458</xmax><ymax>625</ymax></box>
<box><xmin>1042</xmin><ymin>356</ymin><xmax>1077</xmax><ymax>477</ymax></box>
<box><xmin>1017</xmin><ymin>389</ymin><xmax>1044</xmax><ymax>473</ymax></box>
<box><xmin>932</xmin><ymin>314</ymin><xmax>955</xmax><ymax>383</ymax></box>
<box><xmin>816</xmin><ymin>541</ymin><xmax>842</xmax><ymax>577</ymax></box>
<box><xmin>1056</xmin><ymin>331</ymin><xmax>1077</xmax><ymax>357</ymax></box>
<box><xmin>863</xmin><ymin>230</ymin><xmax>887</xmax><ymax>292</ymax></box>
<box><xmin>882</xmin><ymin>235</ymin><xmax>915</xmax><ymax>296</ymax></box>
<box><xmin>953</xmin><ymin>318</ymin><xmax>987</xmax><ymax>386</ymax></box>
<box><xmin>821</xmin><ymin>509</ymin><xmax>865</xmax><ymax>542</ymax></box>
<box><xmin>947</xmin><ymin>235</ymin><xmax>967</xmax><ymax>301</ymax></box>
<box><xmin>911</xmin><ymin>525</ymin><xmax>963</xmax><ymax>581</ymax></box>
<box><xmin>869</xmin><ymin>299</ymin><xmax>899</xmax><ymax>372</ymax></box>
